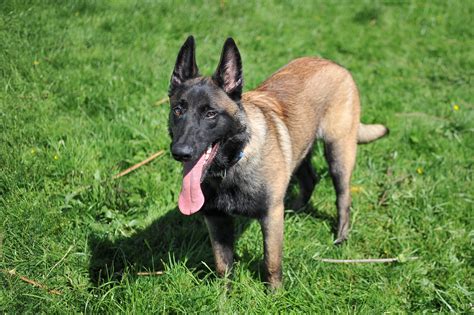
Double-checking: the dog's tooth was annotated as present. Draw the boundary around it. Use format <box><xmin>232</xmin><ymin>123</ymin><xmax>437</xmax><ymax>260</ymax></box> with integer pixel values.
<box><xmin>207</xmin><ymin>146</ymin><xmax>212</xmax><ymax>154</ymax></box>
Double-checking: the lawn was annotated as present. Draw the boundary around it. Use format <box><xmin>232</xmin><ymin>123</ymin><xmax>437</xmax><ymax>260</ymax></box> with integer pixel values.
<box><xmin>1</xmin><ymin>0</ymin><xmax>472</xmax><ymax>313</ymax></box>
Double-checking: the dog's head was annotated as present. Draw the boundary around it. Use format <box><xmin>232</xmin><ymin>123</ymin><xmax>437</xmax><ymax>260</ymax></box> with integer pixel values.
<box><xmin>168</xmin><ymin>36</ymin><xmax>248</xmax><ymax>215</ymax></box>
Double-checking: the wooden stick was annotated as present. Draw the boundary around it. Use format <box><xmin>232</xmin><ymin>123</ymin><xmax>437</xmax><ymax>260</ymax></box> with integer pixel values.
<box><xmin>136</xmin><ymin>271</ymin><xmax>164</xmax><ymax>276</ymax></box>
<box><xmin>317</xmin><ymin>257</ymin><xmax>418</xmax><ymax>264</ymax></box>
<box><xmin>112</xmin><ymin>150</ymin><xmax>165</xmax><ymax>179</ymax></box>
<box><xmin>1</xmin><ymin>269</ymin><xmax>62</xmax><ymax>295</ymax></box>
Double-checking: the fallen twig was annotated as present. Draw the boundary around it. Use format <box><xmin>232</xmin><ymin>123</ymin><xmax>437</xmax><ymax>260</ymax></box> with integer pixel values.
<box><xmin>1</xmin><ymin>269</ymin><xmax>62</xmax><ymax>295</ymax></box>
<box><xmin>317</xmin><ymin>257</ymin><xmax>419</xmax><ymax>264</ymax></box>
<box><xmin>136</xmin><ymin>271</ymin><xmax>164</xmax><ymax>276</ymax></box>
<box><xmin>112</xmin><ymin>150</ymin><xmax>165</xmax><ymax>179</ymax></box>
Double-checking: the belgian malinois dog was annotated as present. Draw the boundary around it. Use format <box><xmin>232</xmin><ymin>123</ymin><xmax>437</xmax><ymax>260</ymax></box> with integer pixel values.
<box><xmin>168</xmin><ymin>36</ymin><xmax>388</xmax><ymax>288</ymax></box>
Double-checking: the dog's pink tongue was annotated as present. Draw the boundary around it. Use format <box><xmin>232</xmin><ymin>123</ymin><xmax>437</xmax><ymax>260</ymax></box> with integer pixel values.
<box><xmin>178</xmin><ymin>153</ymin><xmax>207</xmax><ymax>215</ymax></box>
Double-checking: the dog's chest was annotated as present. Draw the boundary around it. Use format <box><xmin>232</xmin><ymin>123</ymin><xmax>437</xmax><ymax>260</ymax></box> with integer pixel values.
<box><xmin>201</xmin><ymin>169</ymin><xmax>268</xmax><ymax>217</ymax></box>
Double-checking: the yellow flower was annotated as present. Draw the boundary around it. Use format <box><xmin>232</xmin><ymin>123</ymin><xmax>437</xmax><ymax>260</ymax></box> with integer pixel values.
<box><xmin>453</xmin><ymin>104</ymin><xmax>460</xmax><ymax>111</ymax></box>
<box><xmin>30</xmin><ymin>149</ymin><xmax>36</xmax><ymax>154</ymax></box>
<box><xmin>33</xmin><ymin>60</ymin><xmax>40</xmax><ymax>66</ymax></box>
<box><xmin>350</xmin><ymin>186</ymin><xmax>363</xmax><ymax>193</ymax></box>
<box><xmin>416</xmin><ymin>167</ymin><xmax>423</xmax><ymax>175</ymax></box>
<box><xmin>54</xmin><ymin>155</ymin><xmax>59</xmax><ymax>160</ymax></box>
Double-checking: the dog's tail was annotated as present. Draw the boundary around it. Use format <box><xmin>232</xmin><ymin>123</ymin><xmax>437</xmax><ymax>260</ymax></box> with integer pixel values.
<box><xmin>357</xmin><ymin>123</ymin><xmax>389</xmax><ymax>144</ymax></box>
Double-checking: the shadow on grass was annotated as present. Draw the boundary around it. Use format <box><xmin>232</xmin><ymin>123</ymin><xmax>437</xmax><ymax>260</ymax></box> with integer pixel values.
<box><xmin>88</xmin><ymin>209</ymin><xmax>253</xmax><ymax>285</ymax></box>
<box><xmin>88</xmin><ymin>180</ymin><xmax>336</xmax><ymax>286</ymax></box>
<box><xmin>299</xmin><ymin>205</ymin><xmax>338</xmax><ymax>236</ymax></box>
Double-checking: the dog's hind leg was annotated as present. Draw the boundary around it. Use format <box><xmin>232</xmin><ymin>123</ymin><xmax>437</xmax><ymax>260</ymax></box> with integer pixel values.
<box><xmin>292</xmin><ymin>153</ymin><xmax>318</xmax><ymax>210</ymax></box>
<box><xmin>324</xmin><ymin>137</ymin><xmax>357</xmax><ymax>245</ymax></box>
<box><xmin>204</xmin><ymin>214</ymin><xmax>234</xmax><ymax>277</ymax></box>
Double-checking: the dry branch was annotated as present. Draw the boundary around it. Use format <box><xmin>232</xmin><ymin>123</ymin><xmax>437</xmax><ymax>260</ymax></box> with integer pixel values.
<box><xmin>136</xmin><ymin>271</ymin><xmax>164</xmax><ymax>276</ymax></box>
<box><xmin>1</xmin><ymin>269</ymin><xmax>62</xmax><ymax>295</ymax></box>
<box><xmin>317</xmin><ymin>257</ymin><xmax>418</xmax><ymax>264</ymax></box>
<box><xmin>112</xmin><ymin>150</ymin><xmax>165</xmax><ymax>179</ymax></box>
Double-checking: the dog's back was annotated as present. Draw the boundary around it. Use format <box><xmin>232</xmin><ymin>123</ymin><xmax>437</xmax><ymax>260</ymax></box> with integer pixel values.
<box><xmin>243</xmin><ymin>57</ymin><xmax>360</xmax><ymax>173</ymax></box>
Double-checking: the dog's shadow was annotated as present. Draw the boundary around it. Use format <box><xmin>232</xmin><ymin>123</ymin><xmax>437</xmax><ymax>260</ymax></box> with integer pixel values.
<box><xmin>88</xmin><ymin>181</ymin><xmax>336</xmax><ymax>285</ymax></box>
<box><xmin>88</xmin><ymin>208</ymin><xmax>254</xmax><ymax>284</ymax></box>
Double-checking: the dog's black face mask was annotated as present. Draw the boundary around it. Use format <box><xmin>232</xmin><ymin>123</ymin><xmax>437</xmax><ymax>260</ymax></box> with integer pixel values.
<box><xmin>168</xmin><ymin>36</ymin><xmax>248</xmax><ymax>215</ymax></box>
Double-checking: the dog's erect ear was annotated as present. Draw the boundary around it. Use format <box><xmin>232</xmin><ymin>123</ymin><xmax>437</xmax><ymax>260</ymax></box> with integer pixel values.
<box><xmin>169</xmin><ymin>36</ymin><xmax>199</xmax><ymax>95</ymax></box>
<box><xmin>213</xmin><ymin>38</ymin><xmax>243</xmax><ymax>101</ymax></box>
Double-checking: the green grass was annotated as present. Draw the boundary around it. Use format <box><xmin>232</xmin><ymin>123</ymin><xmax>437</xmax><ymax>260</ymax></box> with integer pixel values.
<box><xmin>1</xmin><ymin>0</ymin><xmax>473</xmax><ymax>313</ymax></box>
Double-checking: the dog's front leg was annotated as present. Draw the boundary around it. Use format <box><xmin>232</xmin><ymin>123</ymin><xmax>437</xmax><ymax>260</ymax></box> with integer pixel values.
<box><xmin>259</xmin><ymin>203</ymin><xmax>284</xmax><ymax>290</ymax></box>
<box><xmin>204</xmin><ymin>214</ymin><xmax>234</xmax><ymax>277</ymax></box>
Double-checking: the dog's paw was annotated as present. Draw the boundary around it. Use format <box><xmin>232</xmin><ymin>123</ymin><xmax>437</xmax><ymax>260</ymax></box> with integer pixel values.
<box><xmin>333</xmin><ymin>236</ymin><xmax>348</xmax><ymax>245</ymax></box>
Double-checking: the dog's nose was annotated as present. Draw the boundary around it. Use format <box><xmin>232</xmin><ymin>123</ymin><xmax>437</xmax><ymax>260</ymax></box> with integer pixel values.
<box><xmin>171</xmin><ymin>144</ymin><xmax>194</xmax><ymax>162</ymax></box>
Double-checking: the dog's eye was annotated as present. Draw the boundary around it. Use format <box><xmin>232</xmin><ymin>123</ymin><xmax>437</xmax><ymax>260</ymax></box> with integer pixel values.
<box><xmin>205</xmin><ymin>110</ymin><xmax>218</xmax><ymax>119</ymax></box>
<box><xmin>173</xmin><ymin>106</ymin><xmax>183</xmax><ymax>117</ymax></box>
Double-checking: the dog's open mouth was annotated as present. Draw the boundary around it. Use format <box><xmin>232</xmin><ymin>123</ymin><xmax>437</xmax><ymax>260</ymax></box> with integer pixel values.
<box><xmin>178</xmin><ymin>143</ymin><xmax>219</xmax><ymax>215</ymax></box>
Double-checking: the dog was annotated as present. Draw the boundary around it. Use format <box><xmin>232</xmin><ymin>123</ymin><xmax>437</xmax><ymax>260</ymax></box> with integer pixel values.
<box><xmin>167</xmin><ymin>36</ymin><xmax>388</xmax><ymax>289</ymax></box>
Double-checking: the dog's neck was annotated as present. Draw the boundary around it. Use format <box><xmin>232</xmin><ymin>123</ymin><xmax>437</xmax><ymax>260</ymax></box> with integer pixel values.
<box><xmin>219</xmin><ymin>125</ymin><xmax>249</xmax><ymax>168</ymax></box>
<box><xmin>205</xmin><ymin>105</ymin><xmax>249</xmax><ymax>179</ymax></box>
